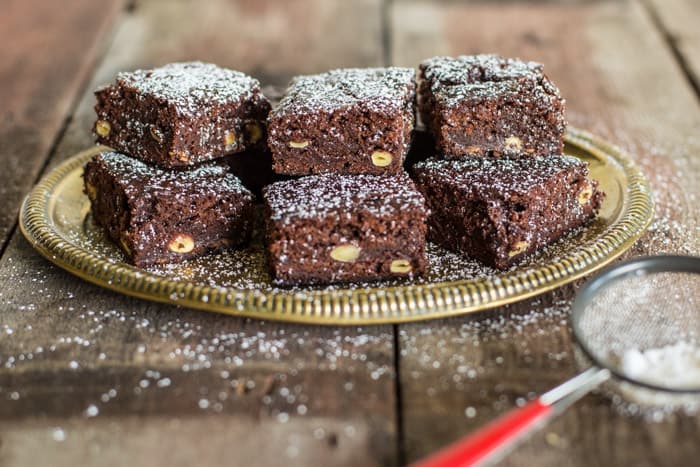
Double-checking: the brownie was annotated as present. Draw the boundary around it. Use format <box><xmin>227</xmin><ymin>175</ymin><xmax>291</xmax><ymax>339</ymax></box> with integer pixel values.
<box><xmin>418</xmin><ymin>54</ymin><xmax>566</xmax><ymax>159</ymax></box>
<box><xmin>412</xmin><ymin>156</ymin><xmax>603</xmax><ymax>269</ymax></box>
<box><xmin>94</xmin><ymin>62</ymin><xmax>271</xmax><ymax>168</ymax></box>
<box><xmin>263</xmin><ymin>173</ymin><xmax>429</xmax><ymax>285</ymax></box>
<box><xmin>267</xmin><ymin>68</ymin><xmax>416</xmax><ymax>176</ymax></box>
<box><xmin>83</xmin><ymin>151</ymin><xmax>255</xmax><ymax>267</ymax></box>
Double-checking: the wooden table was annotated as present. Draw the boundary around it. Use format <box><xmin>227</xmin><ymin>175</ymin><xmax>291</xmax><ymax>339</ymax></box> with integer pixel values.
<box><xmin>1</xmin><ymin>0</ymin><xmax>699</xmax><ymax>465</ymax></box>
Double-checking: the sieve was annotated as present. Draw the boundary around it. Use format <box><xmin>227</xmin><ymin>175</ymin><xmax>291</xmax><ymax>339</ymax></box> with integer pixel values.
<box><xmin>415</xmin><ymin>255</ymin><xmax>700</xmax><ymax>467</ymax></box>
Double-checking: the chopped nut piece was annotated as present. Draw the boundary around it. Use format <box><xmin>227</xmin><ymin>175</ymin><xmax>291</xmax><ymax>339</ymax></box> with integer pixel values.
<box><xmin>329</xmin><ymin>244</ymin><xmax>360</xmax><ymax>263</ymax></box>
<box><xmin>168</xmin><ymin>234</ymin><xmax>195</xmax><ymax>254</ymax></box>
<box><xmin>95</xmin><ymin>120</ymin><xmax>111</xmax><ymax>137</ymax></box>
<box><xmin>150</xmin><ymin>125</ymin><xmax>164</xmax><ymax>143</ymax></box>
<box><xmin>85</xmin><ymin>183</ymin><xmax>98</xmax><ymax>200</ymax></box>
<box><xmin>371</xmin><ymin>150</ymin><xmax>393</xmax><ymax>167</ymax></box>
<box><xmin>119</xmin><ymin>237</ymin><xmax>131</xmax><ymax>255</ymax></box>
<box><xmin>578</xmin><ymin>184</ymin><xmax>593</xmax><ymax>206</ymax></box>
<box><xmin>389</xmin><ymin>259</ymin><xmax>412</xmax><ymax>273</ymax></box>
<box><xmin>289</xmin><ymin>140</ymin><xmax>310</xmax><ymax>149</ymax></box>
<box><xmin>245</xmin><ymin>122</ymin><xmax>262</xmax><ymax>143</ymax></box>
<box><xmin>466</xmin><ymin>146</ymin><xmax>481</xmax><ymax>155</ymax></box>
<box><xmin>505</xmin><ymin>136</ymin><xmax>522</xmax><ymax>151</ymax></box>
<box><xmin>170</xmin><ymin>150</ymin><xmax>189</xmax><ymax>163</ymax></box>
<box><xmin>224</xmin><ymin>130</ymin><xmax>237</xmax><ymax>149</ymax></box>
<box><xmin>508</xmin><ymin>241</ymin><xmax>529</xmax><ymax>258</ymax></box>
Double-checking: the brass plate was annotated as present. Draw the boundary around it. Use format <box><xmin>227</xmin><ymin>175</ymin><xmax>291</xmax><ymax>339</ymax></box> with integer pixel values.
<box><xmin>20</xmin><ymin>129</ymin><xmax>653</xmax><ymax>325</ymax></box>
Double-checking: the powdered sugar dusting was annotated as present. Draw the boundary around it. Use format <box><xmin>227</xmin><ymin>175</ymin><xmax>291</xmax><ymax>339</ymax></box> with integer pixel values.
<box><xmin>270</xmin><ymin>68</ymin><xmax>415</xmax><ymax>118</ymax></box>
<box><xmin>420</xmin><ymin>54</ymin><xmax>563</xmax><ymax>108</ymax></box>
<box><xmin>414</xmin><ymin>155</ymin><xmax>588</xmax><ymax>197</ymax></box>
<box><xmin>263</xmin><ymin>173</ymin><xmax>427</xmax><ymax>223</ymax></box>
<box><xmin>93</xmin><ymin>151</ymin><xmax>251</xmax><ymax>198</ymax></box>
<box><xmin>116</xmin><ymin>62</ymin><xmax>261</xmax><ymax>115</ymax></box>
<box><xmin>421</xmin><ymin>54</ymin><xmax>545</xmax><ymax>85</ymax></box>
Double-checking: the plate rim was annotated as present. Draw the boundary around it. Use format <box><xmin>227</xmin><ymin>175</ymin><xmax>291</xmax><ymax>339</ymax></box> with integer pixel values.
<box><xmin>19</xmin><ymin>128</ymin><xmax>654</xmax><ymax>325</ymax></box>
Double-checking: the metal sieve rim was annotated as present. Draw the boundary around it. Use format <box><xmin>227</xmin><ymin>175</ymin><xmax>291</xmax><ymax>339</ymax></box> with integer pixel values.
<box><xmin>571</xmin><ymin>255</ymin><xmax>700</xmax><ymax>394</ymax></box>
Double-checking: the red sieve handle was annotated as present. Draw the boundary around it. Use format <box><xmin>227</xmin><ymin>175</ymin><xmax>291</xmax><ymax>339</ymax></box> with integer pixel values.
<box><xmin>412</xmin><ymin>398</ymin><xmax>552</xmax><ymax>467</ymax></box>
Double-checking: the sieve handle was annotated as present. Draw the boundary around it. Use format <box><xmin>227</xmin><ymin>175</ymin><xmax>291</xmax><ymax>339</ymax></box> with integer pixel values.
<box><xmin>412</xmin><ymin>367</ymin><xmax>610</xmax><ymax>467</ymax></box>
<box><xmin>411</xmin><ymin>399</ymin><xmax>552</xmax><ymax>467</ymax></box>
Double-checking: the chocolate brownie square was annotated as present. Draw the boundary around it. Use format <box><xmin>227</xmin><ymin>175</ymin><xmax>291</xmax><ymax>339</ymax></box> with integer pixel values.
<box><xmin>83</xmin><ymin>151</ymin><xmax>255</xmax><ymax>267</ymax></box>
<box><xmin>94</xmin><ymin>62</ymin><xmax>271</xmax><ymax>168</ymax></box>
<box><xmin>263</xmin><ymin>173</ymin><xmax>429</xmax><ymax>285</ymax></box>
<box><xmin>267</xmin><ymin>68</ymin><xmax>416</xmax><ymax>176</ymax></box>
<box><xmin>418</xmin><ymin>54</ymin><xmax>566</xmax><ymax>158</ymax></box>
<box><xmin>412</xmin><ymin>155</ymin><xmax>603</xmax><ymax>269</ymax></box>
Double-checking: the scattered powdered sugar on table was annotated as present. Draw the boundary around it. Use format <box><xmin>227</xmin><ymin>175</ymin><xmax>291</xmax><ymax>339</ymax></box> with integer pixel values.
<box><xmin>0</xmin><ymin>256</ymin><xmax>393</xmax><ymax>443</ymax></box>
<box><xmin>620</xmin><ymin>342</ymin><xmax>700</xmax><ymax>391</ymax></box>
<box><xmin>399</xmin><ymin>297</ymin><xmax>574</xmax><ymax>416</ymax></box>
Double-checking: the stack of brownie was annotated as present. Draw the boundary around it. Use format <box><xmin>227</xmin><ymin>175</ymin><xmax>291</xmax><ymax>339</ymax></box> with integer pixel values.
<box><xmin>84</xmin><ymin>55</ymin><xmax>603</xmax><ymax>285</ymax></box>
<box><xmin>412</xmin><ymin>54</ymin><xmax>603</xmax><ymax>269</ymax></box>
<box><xmin>83</xmin><ymin>62</ymin><xmax>270</xmax><ymax>266</ymax></box>
<box><xmin>263</xmin><ymin>68</ymin><xmax>430</xmax><ymax>285</ymax></box>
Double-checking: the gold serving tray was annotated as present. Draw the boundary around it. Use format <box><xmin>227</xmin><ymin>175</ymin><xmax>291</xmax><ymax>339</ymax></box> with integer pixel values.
<box><xmin>20</xmin><ymin>128</ymin><xmax>653</xmax><ymax>325</ymax></box>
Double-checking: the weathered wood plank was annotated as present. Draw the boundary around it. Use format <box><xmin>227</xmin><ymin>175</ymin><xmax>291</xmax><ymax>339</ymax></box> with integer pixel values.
<box><xmin>0</xmin><ymin>0</ymin><xmax>124</xmax><ymax>252</ymax></box>
<box><xmin>645</xmin><ymin>0</ymin><xmax>700</xmax><ymax>95</ymax></box>
<box><xmin>0</xmin><ymin>1</ymin><xmax>397</xmax><ymax>466</ymax></box>
<box><xmin>1</xmin><ymin>415</ymin><xmax>386</xmax><ymax>467</ymax></box>
<box><xmin>392</xmin><ymin>0</ymin><xmax>700</xmax><ymax>464</ymax></box>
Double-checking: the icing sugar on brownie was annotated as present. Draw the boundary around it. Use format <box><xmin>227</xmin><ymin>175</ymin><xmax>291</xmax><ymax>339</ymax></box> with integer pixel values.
<box><xmin>413</xmin><ymin>155</ymin><xmax>586</xmax><ymax>197</ymax></box>
<box><xmin>421</xmin><ymin>54</ymin><xmax>545</xmax><ymax>88</ymax></box>
<box><xmin>94</xmin><ymin>151</ymin><xmax>249</xmax><ymax>198</ymax></box>
<box><xmin>271</xmin><ymin>67</ymin><xmax>415</xmax><ymax>117</ymax></box>
<box><xmin>116</xmin><ymin>62</ymin><xmax>260</xmax><ymax>115</ymax></box>
<box><xmin>264</xmin><ymin>172</ymin><xmax>427</xmax><ymax>223</ymax></box>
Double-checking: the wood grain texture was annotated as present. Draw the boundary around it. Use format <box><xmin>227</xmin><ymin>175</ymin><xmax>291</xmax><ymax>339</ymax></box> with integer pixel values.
<box><xmin>645</xmin><ymin>0</ymin><xmax>700</xmax><ymax>94</ymax></box>
<box><xmin>0</xmin><ymin>0</ymin><xmax>124</xmax><ymax>252</ymax></box>
<box><xmin>392</xmin><ymin>0</ymin><xmax>700</xmax><ymax>464</ymax></box>
<box><xmin>4</xmin><ymin>0</ymin><xmax>700</xmax><ymax>466</ymax></box>
<box><xmin>0</xmin><ymin>1</ymin><xmax>397</xmax><ymax>466</ymax></box>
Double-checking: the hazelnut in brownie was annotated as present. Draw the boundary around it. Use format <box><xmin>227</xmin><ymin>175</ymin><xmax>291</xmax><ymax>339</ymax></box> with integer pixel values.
<box><xmin>262</xmin><ymin>173</ymin><xmax>429</xmax><ymax>285</ymax></box>
<box><xmin>83</xmin><ymin>151</ymin><xmax>255</xmax><ymax>267</ymax></box>
<box><xmin>267</xmin><ymin>68</ymin><xmax>416</xmax><ymax>175</ymax></box>
<box><xmin>418</xmin><ymin>54</ymin><xmax>566</xmax><ymax>158</ymax></box>
<box><xmin>412</xmin><ymin>155</ymin><xmax>603</xmax><ymax>269</ymax></box>
<box><xmin>94</xmin><ymin>62</ymin><xmax>271</xmax><ymax>168</ymax></box>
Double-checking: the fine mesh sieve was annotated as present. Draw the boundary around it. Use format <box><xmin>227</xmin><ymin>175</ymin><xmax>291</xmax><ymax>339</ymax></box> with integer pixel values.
<box><xmin>416</xmin><ymin>255</ymin><xmax>700</xmax><ymax>467</ymax></box>
<box><xmin>572</xmin><ymin>256</ymin><xmax>700</xmax><ymax>393</ymax></box>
